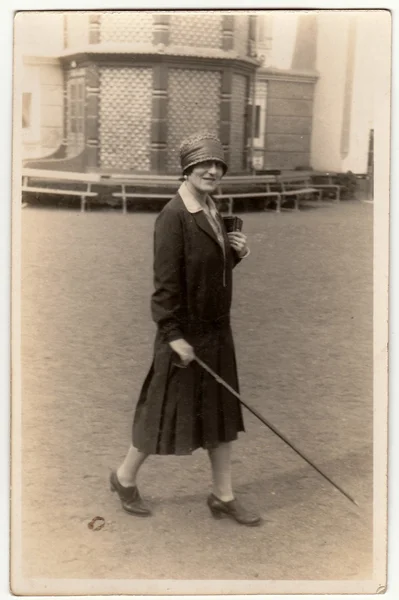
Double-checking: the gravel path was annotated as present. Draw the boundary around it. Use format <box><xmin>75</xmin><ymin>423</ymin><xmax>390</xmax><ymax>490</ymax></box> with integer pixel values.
<box><xmin>19</xmin><ymin>200</ymin><xmax>373</xmax><ymax>583</ymax></box>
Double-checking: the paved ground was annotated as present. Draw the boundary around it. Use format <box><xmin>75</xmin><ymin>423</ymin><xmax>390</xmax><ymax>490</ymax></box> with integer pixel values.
<box><xmin>18</xmin><ymin>200</ymin><xmax>373</xmax><ymax>584</ymax></box>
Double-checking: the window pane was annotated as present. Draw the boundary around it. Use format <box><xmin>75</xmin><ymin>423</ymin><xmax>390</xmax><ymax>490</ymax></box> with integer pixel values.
<box><xmin>22</xmin><ymin>92</ymin><xmax>32</xmax><ymax>129</ymax></box>
<box><xmin>368</xmin><ymin>129</ymin><xmax>374</xmax><ymax>168</ymax></box>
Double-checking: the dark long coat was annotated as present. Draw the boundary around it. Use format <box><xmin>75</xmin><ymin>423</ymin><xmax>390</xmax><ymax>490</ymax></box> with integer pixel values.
<box><xmin>132</xmin><ymin>192</ymin><xmax>245</xmax><ymax>455</ymax></box>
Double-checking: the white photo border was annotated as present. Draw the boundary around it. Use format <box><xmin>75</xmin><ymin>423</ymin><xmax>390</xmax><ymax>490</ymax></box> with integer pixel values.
<box><xmin>2</xmin><ymin>1</ymin><xmax>397</xmax><ymax>599</ymax></box>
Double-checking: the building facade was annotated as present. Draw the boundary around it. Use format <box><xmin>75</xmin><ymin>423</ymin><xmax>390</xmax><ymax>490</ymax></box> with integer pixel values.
<box><xmin>310</xmin><ymin>11</ymin><xmax>376</xmax><ymax>175</ymax></box>
<box><xmin>250</xmin><ymin>12</ymin><xmax>318</xmax><ymax>171</ymax></box>
<box><xmin>21</xmin><ymin>11</ymin><xmax>260</xmax><ymax>175</ymax></box>
<box><xmin>19</xmin><ymin>11</ymin><xmax>378</xmax><ymax>176</ymax></box>
<box><xmin>252</xmin><ymin>11</ymin><xmax>377</xmax><ymax>174</ymax></box>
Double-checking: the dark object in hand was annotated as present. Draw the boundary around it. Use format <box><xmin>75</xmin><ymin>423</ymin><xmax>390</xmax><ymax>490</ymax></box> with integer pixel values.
<box><xmin>222</xmin><ymin>216</ymin><xmax>243</xmax><ymax>232</ymax></box>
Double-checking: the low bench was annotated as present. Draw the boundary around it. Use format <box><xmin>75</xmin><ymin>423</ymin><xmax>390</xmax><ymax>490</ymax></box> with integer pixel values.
<box><xmin>108</xmin><ymin>174</ymin><xmax>281</xmax><ymax>214</ymax></box>
<box><xmin>215</xmin><ymin>175</ymin><xmax>280</xmax><ymax>214</ymax></box>
<box><xmin>108</xmin><ymin>179</ymin><xmax>178</xmax><ymax>214</ymax></box>
<box><xmin>22</xmin><ymin>169</ymin><xmax>338</xmax><ymax>214</ymax></box>
<box><xmin>277</xmin><ymin>175</ymin><xmax>322</xmax><ymax>210</ymax></box>
<box><xmin>22</xmin><ymin>168</ymin><xmax>99</xmax><ymax>212</ymax></box>
<box><xmin>309</xmin><ymin>172</ymin><xmax>342</xmax><ymax>201</ymax></box>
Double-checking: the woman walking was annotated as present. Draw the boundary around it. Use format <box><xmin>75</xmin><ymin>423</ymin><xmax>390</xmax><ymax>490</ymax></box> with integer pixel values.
<box><xmin>110</xmin><ymin>132</ymin><xmax>261</xmax><ymax>526</ymax></box>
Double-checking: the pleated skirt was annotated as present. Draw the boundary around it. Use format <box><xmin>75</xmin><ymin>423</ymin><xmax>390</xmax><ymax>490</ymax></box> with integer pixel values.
<box><xmin>132</xmin><ymin>324</ymin><xmax>245</xmax><ymax>455</ymax></box>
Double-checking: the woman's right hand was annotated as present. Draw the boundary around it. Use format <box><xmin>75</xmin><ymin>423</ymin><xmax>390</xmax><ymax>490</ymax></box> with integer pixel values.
<box><xmin>169</xmin><ymin>338</ymin><xmax>195</xmax><ymax>367</ymax></box>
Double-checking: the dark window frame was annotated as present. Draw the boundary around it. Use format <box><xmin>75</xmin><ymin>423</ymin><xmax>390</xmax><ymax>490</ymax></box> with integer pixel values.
<box><xmin>254</xmin><ymin>104</ymin><xmax>261</xmax><ymax>139</ymax></box>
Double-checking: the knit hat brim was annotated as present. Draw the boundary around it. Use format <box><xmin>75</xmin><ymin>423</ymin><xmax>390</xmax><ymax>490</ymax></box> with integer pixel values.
<box><xmin>179</xmin><ymin>133</ymin><xmax>228</xmax><ymax>174</ymax></box>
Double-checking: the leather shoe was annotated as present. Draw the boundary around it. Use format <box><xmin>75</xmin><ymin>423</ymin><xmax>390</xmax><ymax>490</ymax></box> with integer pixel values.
<box><xmin>110</xmin><ymin>471</ymin><xmax>152</xmax><ymax>517</ymax></box>
<box><xmin>207</xmin><ymin>493</ymin><xmax>261</xmax><ymax>526</ymax></box>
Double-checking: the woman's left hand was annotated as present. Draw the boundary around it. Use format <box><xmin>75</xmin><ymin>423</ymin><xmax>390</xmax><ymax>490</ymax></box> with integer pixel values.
<box><xmin>227</xmin><ymin>232</ymin><xmax>248</xmax><ymax>257</ymax></box>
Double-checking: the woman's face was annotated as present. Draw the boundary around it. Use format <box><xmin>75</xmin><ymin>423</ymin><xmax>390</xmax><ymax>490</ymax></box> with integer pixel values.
<box><xmin>186</xmin><ymin>161</ymin><xmax>224</xmax><ymax>194</ymax></box>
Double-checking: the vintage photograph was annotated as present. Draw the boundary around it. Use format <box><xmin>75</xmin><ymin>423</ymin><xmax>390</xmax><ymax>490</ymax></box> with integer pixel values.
<box><xmin>11</xmin><ymin>8</ymin><xmax>390</xmax><ymax>595</ymax></box>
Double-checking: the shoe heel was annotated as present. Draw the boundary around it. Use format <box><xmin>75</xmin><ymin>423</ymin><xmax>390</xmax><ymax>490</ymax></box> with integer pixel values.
<box><xmin>209</xmin><ymin>506</ymin><xmax>223</xmax><ymax>519</ymax></box>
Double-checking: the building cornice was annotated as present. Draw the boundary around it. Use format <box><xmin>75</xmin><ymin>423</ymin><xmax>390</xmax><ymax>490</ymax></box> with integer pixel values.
<box><xmin>257</xmin><ymin>66</ymin><xmax>319</xmax><ymax>84</ymax></box>
<box><xmin>59</xmin><ymin>42</ymin><xmax>262</xmax><ymax>68</ymax></box>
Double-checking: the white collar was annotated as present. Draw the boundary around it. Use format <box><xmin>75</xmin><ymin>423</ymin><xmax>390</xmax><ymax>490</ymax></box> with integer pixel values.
<box><xmin>178</xmin><ymin>182</ymin><xmax>216</xmax><ymax>214</ymax></box>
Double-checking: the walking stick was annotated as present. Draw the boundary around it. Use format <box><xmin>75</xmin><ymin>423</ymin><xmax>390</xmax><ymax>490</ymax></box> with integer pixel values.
<box><xmin>194</xmin><ymin>355</ymin><xmax>359</xmax><ymax>508</ymax></box>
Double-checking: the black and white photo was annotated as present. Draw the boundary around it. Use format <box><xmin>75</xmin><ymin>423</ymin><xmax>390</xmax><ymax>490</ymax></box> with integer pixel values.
<box><xmin>10</xmin><ymin>8</ymin><xmax>390</xmax><ymax>596</ymax></box>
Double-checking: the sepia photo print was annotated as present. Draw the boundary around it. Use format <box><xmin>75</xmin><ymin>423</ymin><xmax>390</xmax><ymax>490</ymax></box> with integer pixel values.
<box><xmin>11</xmin><ymin>8</ymin><xmax>391</xmax><ymax>596</ymax></box>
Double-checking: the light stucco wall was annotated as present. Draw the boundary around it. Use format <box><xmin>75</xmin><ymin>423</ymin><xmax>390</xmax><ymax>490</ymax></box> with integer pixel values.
<box><xmin>310</xmin><ymin>12</ymin><xmax>376</xmax><ymax>174</ymax></box>
<box><xmin>268</xmin><ymin>12</ymin><xmax>299</xmax><ymax>70</ymax></box>
<box><xmin>15</xmin><ymin>12</ymin><xmax>64</xmax><ymax>56</ymax></box>
<box><xmin>341</xmin><ymin>14</ymin><xmax>375</xmax><ymax>174</ymax></box>
<box><xmin>310</xmin><ymin>13</ymin><xmax>349</xmax><ymax>172</ymax></box>
<box><xmin>256</xmin><ymin>11</ymin><xmax>379</xmax><ymax>175</ymax></box>
<box><xmin>22</xmin><ymin>60</ymin><xmax>64</xmax><ymax>160</ymax></box>
<box><xmin>257</xmin><ymin>11</ymin><xmax>319</xmax><ymax>71</ymax></box>
<box><xmin>16</xmin><ymin>13</ymin><xmax>64</xmax><ymax>159</ymax></box>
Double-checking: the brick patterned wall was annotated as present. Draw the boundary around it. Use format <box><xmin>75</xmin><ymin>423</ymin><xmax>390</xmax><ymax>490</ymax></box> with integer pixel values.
<box><xmin>169</xmin><ymin>13</ymin><xmax>222</xmax><ymax>48</ymax></box>
<box><xmin>66</xmin><ymin>13</ymin><xmax>89</xmax><ymax>48</ymax></box>
<box><xmin>99</xmin><ymin>67</ymin><xmax>152</xmax><ymax>171</ymax></box>
<box><xmin>234</xmin><ymin>14</ymin><xmax>249</xmax><ymax>57</ymax></box>
<box><xmin>166</xmin><ymin>69</ymin><xmax>221</xmax><ymax>173</ymax></box>
<box><xmin>101</xmin><ymin>12</ymin><xmax>153</xmax><ymax>44</ymax></box>
<box><xmin>230</xmin><ymin>73</ymin><xmax>247</xmax><ymax>172</ymax></box>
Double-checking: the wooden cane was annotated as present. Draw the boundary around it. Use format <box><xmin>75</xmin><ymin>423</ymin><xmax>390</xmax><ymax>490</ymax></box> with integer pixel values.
<box><xmin>194</xmin><ymin>355</ymin><xmax>359</xmax><ymax>508</ymax></box>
